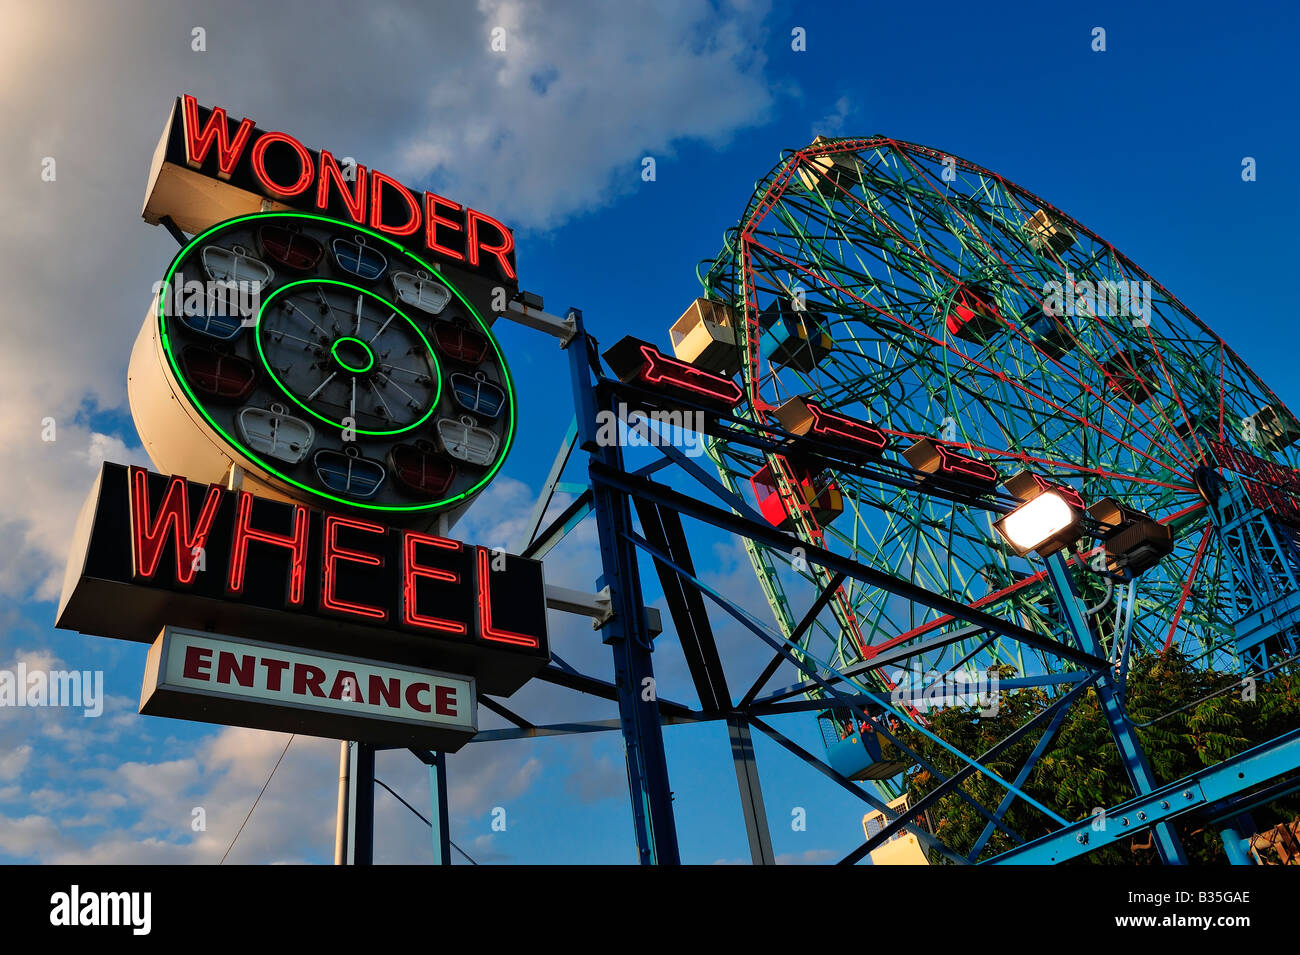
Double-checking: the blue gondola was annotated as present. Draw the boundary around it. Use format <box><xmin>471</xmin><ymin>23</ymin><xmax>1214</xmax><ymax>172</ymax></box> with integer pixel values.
<box><xmin>759</xmin><ymin>296</ymin><xmax>833</xmax><ymax>372</ymax></box>
<box><xmin>817</xmin><ymin>710</ymin><xmax>911</xmax><ymax>781</ymax></box>
<box><xmin>1022</xmin><ymin>301</ymin><xmax>1075</xmax><ymax>359</ymax></box>
<box><xmin>179</xmin><ymin>307</ymin><xmax>245</xmax><ymax>341</ymax></box>
<box><xmin>313</xmin><ymin>448</ymin><xmax>386</xmax><ymax>499</ymax></box>
<box><xmin>331</xmin><ymin>236</ymin><xmax>388</xmax><ymax>282</ymax></box>
<box><xmin>450</xmin><ymin>372</ymin><xmax>506</xmax><ymax>419</ymax></box>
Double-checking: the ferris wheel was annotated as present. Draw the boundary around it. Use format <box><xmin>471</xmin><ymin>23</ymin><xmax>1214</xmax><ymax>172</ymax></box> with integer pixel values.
<box><xmin>682</xmin><ymin>136</ymin><xmax>1300</xmax><ymax>758</ymax></box>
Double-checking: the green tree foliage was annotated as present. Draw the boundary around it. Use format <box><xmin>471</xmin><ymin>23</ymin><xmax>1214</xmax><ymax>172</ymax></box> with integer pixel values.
<box><xmin>881</xmin><ymin>650</ymin><xmax>1300</xmax><ymax>863</ymax></box>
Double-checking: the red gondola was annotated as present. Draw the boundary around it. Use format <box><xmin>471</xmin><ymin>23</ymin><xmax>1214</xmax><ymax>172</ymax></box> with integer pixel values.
<box><xmin>389</xmin><ymin>442</ymin><xmax>456</xmax><ymax>497</ymax></box>
<box><xmin>750</xmin><ymin>460</ymin><xmax>843</xmax><ymax>530</ymax></box>
<box><xmin>258</xmin><ymin>224</ymin><xmax>325</xmax><ymax>273</ymax></box>
<box><xmin>944</xmin><ymin>284</ymin><xmax>1002</xmax><ymax>341</ymax></box>
<box><xmin>180</xmin><ymin>345</ymin><xmax>257</xmax><ymax>401</ymax></box>
<box><xmin>432</xmin><ymin>320</ymin><xmax>489</xmax><ymax>365</ymax></box>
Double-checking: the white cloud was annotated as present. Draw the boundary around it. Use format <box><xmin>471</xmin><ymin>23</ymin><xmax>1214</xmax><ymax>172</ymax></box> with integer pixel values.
<box><xmin>0</xmin><ymin>745</ymin><xmax>32</xmax><ymax>782</ymax></box>
<box><xmin>400</xmin><ymin>0</ymin><xmax>776</xmax><ymax>228</ymax></box>
<box><xmin>0</xmin><ymin>0</ymin><xmax>778</xmax><ymax>604</ymax></box>
<box><xmin>811</xmin><ymin>95</ymin><xmax>852</xmax><ymax>138</ymax></box>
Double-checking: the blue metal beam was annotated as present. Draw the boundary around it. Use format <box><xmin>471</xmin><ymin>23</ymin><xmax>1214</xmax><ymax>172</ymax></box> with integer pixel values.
<box><xmin>1045</xmin><ymin>553</ymin><xmax>1187</xmax><ymax>865</ymax></box>
<box><xmin>748</xmin><ymin>715</ymin><xmax>972</xmax><ymax>865</ymax></box>
<box><xmin>591</xmin><ymin>461</ymin><xmax>1109</xmax><ymax>671</ymax></box>
<box><xmin>570</xmin><ymin>319</ymin><xmax>681</xmax><ymax>865</ymax></box>
<box><xmin>987</xmin><ymin>725</ymin><xmax>1300</xmax><ymax>863</ymax></box>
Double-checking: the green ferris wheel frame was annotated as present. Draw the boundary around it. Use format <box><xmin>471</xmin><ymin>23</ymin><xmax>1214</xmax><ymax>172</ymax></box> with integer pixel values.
<box><xmin>698</xmin><ymin>136</ymin><xmax>1300</xmax><ymax>695</ymax></box>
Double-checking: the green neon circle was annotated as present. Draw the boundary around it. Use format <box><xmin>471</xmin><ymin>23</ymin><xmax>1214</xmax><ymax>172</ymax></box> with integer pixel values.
<box><xmin>157</xmin><ymin>211</ymin><xmax>518</xmax><ymax>513</ymax></box>
<box><xmin>330</xmin><ymin>336</ymin><xmax>375</xmax><ymax>374</ymax></box>
<box><xmin>255</xmin><ymin>280</ymin><xmax>440</xmax><ymax>436</ymax></box>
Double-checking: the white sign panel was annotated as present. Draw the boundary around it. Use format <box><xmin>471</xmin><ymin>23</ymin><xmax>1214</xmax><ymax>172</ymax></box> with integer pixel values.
<box><xmin>140</xmin><ymin>627</ymin><xmax>478</xmax><ymax>750</ymax></box>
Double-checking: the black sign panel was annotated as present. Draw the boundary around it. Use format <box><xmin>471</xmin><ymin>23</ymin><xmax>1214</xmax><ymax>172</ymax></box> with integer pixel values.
<box><xmin>57</xmin><ymin>463</ymin><xmax>549</xmax><ymax>696</ymax></box>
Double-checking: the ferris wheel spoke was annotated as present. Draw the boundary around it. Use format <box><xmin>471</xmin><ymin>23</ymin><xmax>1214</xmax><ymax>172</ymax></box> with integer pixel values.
<box><xmin>1160</xmin><ymin>525</ymin><xmax>1215</xmax><ymax>652</ymax></box>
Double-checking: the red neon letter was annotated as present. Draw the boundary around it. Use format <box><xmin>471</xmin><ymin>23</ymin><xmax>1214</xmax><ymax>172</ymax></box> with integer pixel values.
<box><xmin>129</xmin><ymin>467</ymin><xmax>223</xmax><ymax>585</ymax></box>
<box><xmin>402</xmin><ymin>531</ymin><xmax>467</xmax><ymax>634</ymax></box>
<box><xmin>181</xmin><ymin>95</ymin><xmax>255</xmax><ymax>180</ymax></box>
<box><xmin>316</xmin><ymin>150</ymin><xmax>367</xmax><ymax>223</ymax></box>
<box><xmin>226</xmin><ymin>490</ymin><xmax>309</xmax><ymax>606</ymax></box>
<box><xmin>477</xmin><ymin>547</ymin><xmax>540</xmax><ymax>648</ymax></box>
<box><xmin>424</xmin><ymin>192</ymin><xmax>465</xmax><ymax>262</ymax></box>
<box><xmin>250</xmin><ymin>130</ymin><xmax>314</xmax><ymax>199</ymax></box>
<box><xmin>369</xmin><ymin>170</ymin><xmax>422</xmax><ymax>237</ymax></box>
<box><xmin>465</xmin><ymin>209</ymin><xmax>517</xmax><ymax>280</ymax></box>
<box><xmin>321</xmin><ymin>515</ymin><xmax>388</xmax><ymax>621</ymax></box>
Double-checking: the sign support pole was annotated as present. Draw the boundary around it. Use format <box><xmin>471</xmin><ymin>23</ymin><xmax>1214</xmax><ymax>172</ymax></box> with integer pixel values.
<box><xmin>334</xmin><ymin>740</ymin><xmax>351</xmax><ymax>865</ymax></box>
<box><xmin>347</xmin><ymin>742</ymin><xmax>376</xmax><ymax>865</ymax></box>
<box><xmin>429</xmin><ymin>752</ymin><xmax>451</xmax><ymax>865</ymax></box>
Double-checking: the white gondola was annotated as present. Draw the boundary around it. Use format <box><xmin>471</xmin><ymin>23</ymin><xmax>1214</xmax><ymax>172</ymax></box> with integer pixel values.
<box><xmin>236</xmin><ymin>403</ymin><xmax>315</xmax><ymax>464</ymax></box>
<box><xmin>437</xmin><ymin>415</ymin><xmax>499</xmax><ymax>467</ymax></box>
<box><xmin>391</xmin><ymin>270</ymin><xmax>452</xmax><ymax>315</ymax></box>
<box><xmin>313</xmin><ymin>447</ymin><xmax>386</xmax><ymax>499</ymax></box>
<box><xmin>201</xmin><ymin>244</ymin><xmax>274</xmax><ymax>288</ymax></box>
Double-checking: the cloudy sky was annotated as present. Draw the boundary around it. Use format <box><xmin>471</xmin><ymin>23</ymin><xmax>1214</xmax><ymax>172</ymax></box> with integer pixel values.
<box><xmin>0</xmin><ymin>0</ymin><xmax>1295</xmax><ymax>864</ymax></box>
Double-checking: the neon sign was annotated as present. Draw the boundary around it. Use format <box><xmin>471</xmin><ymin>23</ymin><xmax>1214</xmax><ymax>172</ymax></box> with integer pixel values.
<box><xmin>144</xmin><ymin>96</ymin><xmax>517</xmax><ymax>286</ymax></box>
<box><xmin>602</xmin><ymin>336</ymin><xmax>744</xmax><ymax>409</ymax></box>
<box><xmin>58</xmin><ymin>464</ymin><xmax>549</xmax><ymax>696</ymax></box>
<box><xmin>803</xmin><ymin>401</ymin><xmax>888</xmax><ymax>454</ymax></box>
<box><xmin>1210</xmin><ymin>440</ymin><xmax>1300</xmax><ymax>525</ymax></box>
<box><xmin>902</xmin><ymin>437</ymin><xmax>999</xmax><ymax>489</ymax></box>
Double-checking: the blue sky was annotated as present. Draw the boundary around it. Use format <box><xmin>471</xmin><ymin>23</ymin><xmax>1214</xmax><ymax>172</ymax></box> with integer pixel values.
<box><xmin>0</xmin><ymin>0</ymin><xmax>1295</xmax><ymax>864</ymax></box>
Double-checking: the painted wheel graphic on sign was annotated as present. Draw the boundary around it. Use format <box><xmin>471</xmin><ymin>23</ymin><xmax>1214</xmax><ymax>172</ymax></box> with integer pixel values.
<box><xmin>128</xmin><ymin>211</ymin><xmax>516</xmax><ymax>524</ymax></box>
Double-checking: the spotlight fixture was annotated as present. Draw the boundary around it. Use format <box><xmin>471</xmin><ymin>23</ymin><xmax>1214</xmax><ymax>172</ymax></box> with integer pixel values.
<box><xmin>993</xmin><ymin>490</ymin><xmax>1082</xmax><ymax>557</ymax></box>
<box><xmin>1088</xmin><ymin>497</ymin><xmax>1174</xmax><ymax>576</ymax></box>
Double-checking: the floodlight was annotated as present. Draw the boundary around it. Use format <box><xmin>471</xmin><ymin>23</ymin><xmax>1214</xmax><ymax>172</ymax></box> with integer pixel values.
<box><xmin>1088</xmin><ymin>497</ymin><xmax>1173</xmax><ymax>576</ymax></box>
<box><xmin>993</xmin><ymin>491</ymin><xmax>1082</xmax><ymax>556</ymax></box>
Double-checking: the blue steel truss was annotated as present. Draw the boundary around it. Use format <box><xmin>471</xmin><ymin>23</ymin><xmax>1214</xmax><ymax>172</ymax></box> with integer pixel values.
<box><xmin>433</xmin><ymin>311</ymin><xmax>1300</xmax><ymax>866</ymax></box>
<box><xmin>1210</xmin><ymin>482</ymin><xmax>1300</xmax><ymax>669</ymax></box>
